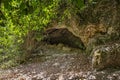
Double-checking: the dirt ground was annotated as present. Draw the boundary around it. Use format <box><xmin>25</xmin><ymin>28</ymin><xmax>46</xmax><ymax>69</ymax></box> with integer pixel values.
<box><xmin>0</xmin><ymin>44</ymin><xmax>120</xmax><ymax>80</ymax></box>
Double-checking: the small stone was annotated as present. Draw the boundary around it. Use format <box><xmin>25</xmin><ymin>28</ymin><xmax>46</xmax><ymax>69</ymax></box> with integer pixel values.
<box><xmin>88</xmin><ymin>75</ymin><xmax>96</xmax><ymax>80</ymax></box>
<box><xmin>53</xmin><ymin>63</ymin><xmax>60</xmax><ymax>66</ymax></box>
<box><xmin>58</xmin><ymin>74</ymin><xmax>64</xmax><ymax>80</ymax></box>
<box><xmin>19</xmin><ymin>78</ymin><xmax>26</xmax><ymax>80</ymax></box>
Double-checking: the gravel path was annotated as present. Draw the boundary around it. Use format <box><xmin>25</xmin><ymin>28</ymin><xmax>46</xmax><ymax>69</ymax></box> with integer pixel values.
<box><xmin>0</xmin><ymin>44</ymin><xmax>120</xmax><ymax>80</ymax></box>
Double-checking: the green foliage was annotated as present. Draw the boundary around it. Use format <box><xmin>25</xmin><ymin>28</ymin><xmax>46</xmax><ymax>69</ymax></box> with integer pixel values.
<box><xmin>0</xmin><ymin>0</ymin><xmax>60</xmax><ymax>68</ymax></box>
<box><xmin>72</xmin><ymin>0</ymin><xmax>85</xmax><ymax>9</ymax></box>
<box><xmin>57</xmin><ymin>0</ymin><xmax>87</xmax><ymax>22</ymax></box>
<box><xmin>0</xmin><ymin>0</ymin><xmax>88</xmax><ymax>68</ymax></box>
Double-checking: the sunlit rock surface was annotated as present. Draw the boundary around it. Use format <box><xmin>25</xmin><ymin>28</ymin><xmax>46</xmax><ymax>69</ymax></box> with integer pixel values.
<box><xmin>92</xmin><ymin>42</ymin><xmax>120</xmax><ymax>70</ymax></box>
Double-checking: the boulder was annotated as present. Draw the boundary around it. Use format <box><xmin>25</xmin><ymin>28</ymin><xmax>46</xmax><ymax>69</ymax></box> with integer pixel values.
<box><xmin>86</xmin><ymin>34</ymin><xmax>111</xmax><ymax>54</ymax></box>
<box><xmin>92</xmin><ymin>42</ymin><xmax>120</xmax><ymax>70</ymax></box>
<box><xmin>43</xmin><ymin>28</ymin><xmax>86</xmax><ymax>50</ymax></box>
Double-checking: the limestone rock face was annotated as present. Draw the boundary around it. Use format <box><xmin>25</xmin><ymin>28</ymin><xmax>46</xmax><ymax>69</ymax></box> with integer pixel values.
<box><xmin>43</xmin><ymin>28</ymin><xmax>86</xmax><ymax>50</ymax></box>
<box><xmin>92</xmin><ymin>42</ymin><xmax>120</xmax><ymax>70</ymax></box>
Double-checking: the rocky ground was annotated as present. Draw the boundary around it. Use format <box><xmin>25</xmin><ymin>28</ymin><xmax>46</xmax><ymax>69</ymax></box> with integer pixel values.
<box><xmin>0</xmin><ymin>43</ymin><xmax>120</xmax><ymax>80</ymax></box>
